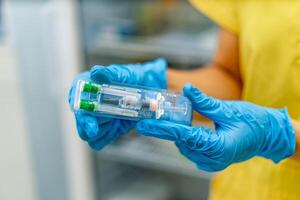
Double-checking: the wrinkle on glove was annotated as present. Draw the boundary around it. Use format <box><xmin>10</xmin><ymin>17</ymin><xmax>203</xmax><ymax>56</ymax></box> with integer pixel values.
<box><xmin>137</xmin><ymin>84</ymin><xmax>295</xmax><ymax>172</ymax></box>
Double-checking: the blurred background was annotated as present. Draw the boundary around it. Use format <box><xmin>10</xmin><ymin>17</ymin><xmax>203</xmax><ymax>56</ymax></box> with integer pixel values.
<box><xmin>0</xmin><ymin>0</ymin><xmax>217</xmax><ymax>200</ymax></box>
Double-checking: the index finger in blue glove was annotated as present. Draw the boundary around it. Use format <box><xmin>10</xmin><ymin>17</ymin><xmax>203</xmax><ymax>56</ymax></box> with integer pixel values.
<box><xmin>90</xmin><ymin>64</ymin><xmax>140</xmax><ymax>85</ymax></box>
<box><xmin>183</xmin><ymin>84</ymin><xmax>233</xmax><ymax>124</ymax></box>
<box><xmin>136</xmin><ymin>119</ymin><xmax>215</xmax><ymax>150</ymax></box>
<box><xmin>90</xmin><ymin>58</ymin><xmax>168</xmax><ymax>87</ymax></box>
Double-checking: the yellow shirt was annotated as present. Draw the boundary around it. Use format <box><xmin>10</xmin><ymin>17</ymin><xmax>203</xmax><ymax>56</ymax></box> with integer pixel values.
<box><xmin>190</xmin><ymin>0</ymin><xmax>300</xmax><ymax>199</ymax></box>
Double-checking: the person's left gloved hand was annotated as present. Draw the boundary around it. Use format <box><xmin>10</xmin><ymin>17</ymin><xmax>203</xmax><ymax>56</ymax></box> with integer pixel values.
<box><xmin>69</xmin><ymin>58</ymin><xmax>167</xmax><ymax>150</ymax></box>
<box><xmin>136</xmin><ymin>84</ymin><xmax>296</xmax><ymax>172</ymax></box>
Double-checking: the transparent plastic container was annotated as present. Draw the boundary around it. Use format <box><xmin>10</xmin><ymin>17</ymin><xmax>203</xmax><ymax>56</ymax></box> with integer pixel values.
<box><xmin>72</xmin><ymin>80</ymin><xmax>192</xmax><ymax>125</ymax></box>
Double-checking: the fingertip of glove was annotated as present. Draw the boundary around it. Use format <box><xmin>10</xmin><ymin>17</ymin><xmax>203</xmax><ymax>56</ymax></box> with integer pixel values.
<box><xmin>183</xmin><ymin>84</ymin><xmax>208</xmax><ymax>103</ymax></box>
<box><xmin>153</xmin><ymin>57</ymin><xmax>167</xmax><ymax>68</ymax></box>
<box><xmin>88</xmin><ymin>141</ymin><xmax>105</xmax><ymax>151</ymax></box>
<box><xmin>183</xmin><ymin>83</ymin><xmax>199</xmax><ymax>97</ymax></box>
<box><xmin>90</xmin><ymin>65</ymin><xmax>113</xmax><ymax>84</ymax></box>
<box><xmin>183</xmin><ymin>83</ymin><xmax>192</xmax><ymax>93</ymax></box>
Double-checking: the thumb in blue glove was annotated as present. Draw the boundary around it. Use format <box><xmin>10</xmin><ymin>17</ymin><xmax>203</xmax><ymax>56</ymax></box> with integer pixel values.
<box><xmin>69</xmin><ymin>58</ymin><xmax>167</xmax><ymax>150</ymax></box>
<box><xmin>136</xmin><ymin>84</ymin><xmax>295</xmax><ymax>172</ymax></box>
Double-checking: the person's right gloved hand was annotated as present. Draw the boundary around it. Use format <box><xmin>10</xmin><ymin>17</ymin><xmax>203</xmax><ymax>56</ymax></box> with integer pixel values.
<box><xmin>68</xmin><ymin>58</ymin><xmax>167</xmax><ymax>150</ymax></box>
<box><xmin>136</xmin><ymin>84</ymin><xmax>295</xmax><ymax>172</ymax></box>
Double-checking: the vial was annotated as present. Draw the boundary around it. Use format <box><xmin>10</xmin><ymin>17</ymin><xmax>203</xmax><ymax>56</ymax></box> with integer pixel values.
<box><xmin>72</xmin><ymin>80</ymin><xmax>192</xmax><ymax>125</ymax></box>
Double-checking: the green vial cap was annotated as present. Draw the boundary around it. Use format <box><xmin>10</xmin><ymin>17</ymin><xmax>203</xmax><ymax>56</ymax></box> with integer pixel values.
<box><xmin>83</xmin><ymin>82</ymin><xmax>101</xmax><ymax>94</ymax></box>
<box><xmin>79</xmin><ymin>100</ymin><xmax>96</xmax><ymax>111</ymax></box>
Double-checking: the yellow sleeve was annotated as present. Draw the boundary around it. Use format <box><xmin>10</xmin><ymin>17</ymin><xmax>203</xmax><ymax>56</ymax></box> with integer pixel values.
<box><xmin>189</xmin><ymin>0</ymin><xmax>239</xmax><ymax>34</ymax></box>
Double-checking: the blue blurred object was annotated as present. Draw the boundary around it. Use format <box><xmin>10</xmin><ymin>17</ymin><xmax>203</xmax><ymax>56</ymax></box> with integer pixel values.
<box><xmin>68</xmin><ymin>58</ymin><xmax>167</xmax><ymax>150</ymax></box>
<box><xmin>136</xmin><ymin>84</ymin><xmax>296</xmax><ymax>172</ymax></box>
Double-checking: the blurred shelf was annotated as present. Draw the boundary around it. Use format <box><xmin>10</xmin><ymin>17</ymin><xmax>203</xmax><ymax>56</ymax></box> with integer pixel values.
<box><xmin>98</xmin><ymin>135</ymin><xmax>213</xmax><ymax>180</ymax></box>
<box><xmin>88</xmin><ymin>28</ymin><xmax>217</xmax><ymax>67</ymax></box>
<box><xmin>105</xmin><ymin>175</ymin><xmax>172</xmax><ymax>200</ymax></box>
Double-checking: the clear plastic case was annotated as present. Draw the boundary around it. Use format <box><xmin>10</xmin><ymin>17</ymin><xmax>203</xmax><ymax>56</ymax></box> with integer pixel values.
<box><xmin>72</xmin><ymin>80</ymin><xmax>192</xmax><ymax>125</ymax></box>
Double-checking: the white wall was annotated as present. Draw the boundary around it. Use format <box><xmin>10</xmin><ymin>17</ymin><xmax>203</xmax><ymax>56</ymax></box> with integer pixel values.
<box><xmin>0</xmin><ymin>34</ymin><xmax>37</xmax><ymax>200</ymax></box>
<box><xmin>0</xmin><ymin>1</ymin><xmax>95</xmax><ymax>200</ymax></box>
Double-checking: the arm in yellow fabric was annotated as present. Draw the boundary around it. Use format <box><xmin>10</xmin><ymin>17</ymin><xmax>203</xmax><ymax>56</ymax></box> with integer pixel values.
<box><xmin>168</xmin><ymin>28</ymin><xmax>242</xmax><ymax>100</ymax></box>
<box><xmin>291</xmin><ymin>120</ymin><xmax>300</xmax><ymax>161</ymax></box>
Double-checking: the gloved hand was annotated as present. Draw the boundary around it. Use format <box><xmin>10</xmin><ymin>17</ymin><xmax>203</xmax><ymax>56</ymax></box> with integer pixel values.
<box><xmin>69</xmin><ymin>58</ymin><xmax>167</xmax><ymax>150</ymax></box>
<box><xmin>136</xmin><ymin>84</ymin><xmax>296</xmax><ymax>172</ymax></box>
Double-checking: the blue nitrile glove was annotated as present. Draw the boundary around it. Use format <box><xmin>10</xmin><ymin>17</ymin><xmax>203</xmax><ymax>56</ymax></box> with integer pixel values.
<box><xmin>136</xmin><ymin>84</ymin><xmax>296</xmax><ymax>172</ymax></box>
<box><xmin>68</xmin><ymin>58</ymin><xmax>167</xmax><ymax>150</ymax></box>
